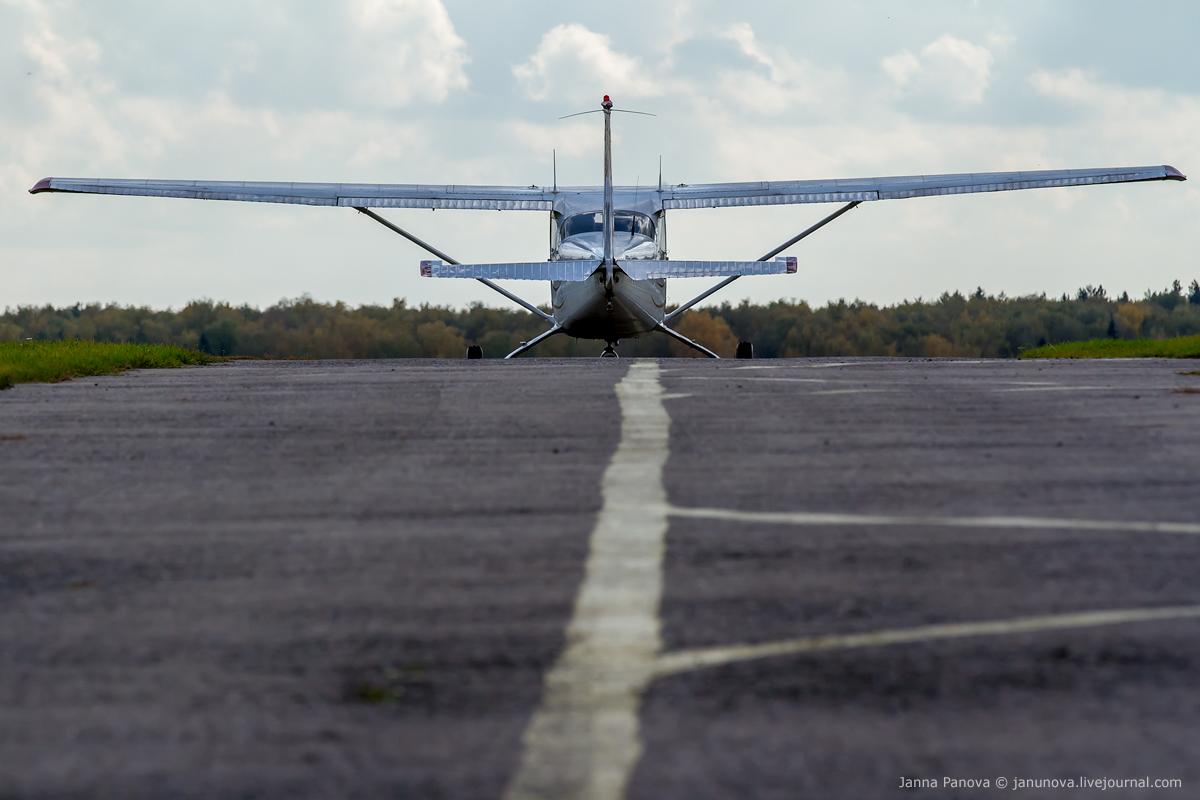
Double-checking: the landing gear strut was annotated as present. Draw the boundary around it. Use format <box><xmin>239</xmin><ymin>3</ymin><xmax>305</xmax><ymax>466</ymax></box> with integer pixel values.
<box><xmin>600</xmin><ymin>341</ymin><xmax>619</xmax><ymax>358</ymax></box>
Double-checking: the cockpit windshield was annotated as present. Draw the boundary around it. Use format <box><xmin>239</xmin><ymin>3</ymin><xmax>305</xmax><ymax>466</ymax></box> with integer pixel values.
<box><xmin>561</xmin><ymin>211</ymin><xmax>655</xmax><ymax>239</ymax></box>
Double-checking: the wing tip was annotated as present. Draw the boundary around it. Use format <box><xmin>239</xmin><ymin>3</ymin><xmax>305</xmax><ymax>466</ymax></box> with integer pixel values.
<box><xmin>1164</xmin><ymin>165</ymin><xmax>1187</xmax><ymax>181</ymax></box>
<box><xmin>29</xmin><ymin>177</ymin><xmax>54</xmax><ymax>194</ymax></box>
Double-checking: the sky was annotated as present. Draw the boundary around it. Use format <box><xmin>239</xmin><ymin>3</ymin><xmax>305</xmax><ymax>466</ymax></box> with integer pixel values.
<box><xmin>2</xmin><ymin>0</ymin><xmax>1198</xmax><ymax>313</ymax></box>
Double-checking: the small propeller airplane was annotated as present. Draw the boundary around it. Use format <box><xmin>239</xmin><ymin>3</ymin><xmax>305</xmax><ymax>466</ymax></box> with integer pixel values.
<box><xmin>31</xmin><ymin>95</ymin><xmax>1185</xmax><ymax>359</ymax></box>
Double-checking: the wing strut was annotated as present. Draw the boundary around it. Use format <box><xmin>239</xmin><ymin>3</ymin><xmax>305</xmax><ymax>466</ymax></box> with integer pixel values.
<box><xmin>355</xmin><ymin>207</ymin><xmax>552</xmax><ymax>323</ymax></box>
<box><xmin>662</xmin><ymin>200</ymin><xmax>861</xmax><ymax>326</ymax></box>
<box><xmin>504</xmin><ymin>324</ymin><xmax>563</xmax><ymax>359</ymax></box>
<box><xmin>756</xmin><ymin>199</ymin><xmax>861</xmax><ymax>261</ymax></box>
<box><xmin>654</xmin><ymin>323</ymin><xmax>719</xmax><ymax>358</ymax></box>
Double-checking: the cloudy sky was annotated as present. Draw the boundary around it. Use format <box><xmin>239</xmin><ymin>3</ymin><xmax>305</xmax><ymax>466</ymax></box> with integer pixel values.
<box><xmin>3</xmin><ymin>0</ymin><xmax>1197</xmax><ymax>312</ymax></box>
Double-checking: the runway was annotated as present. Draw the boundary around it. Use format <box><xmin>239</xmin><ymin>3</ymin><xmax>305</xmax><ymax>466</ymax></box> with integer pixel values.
<box><xmin>1</xmin><ymin>357</ymin><xmax>1198</xmax><ymax>798</ymax></box>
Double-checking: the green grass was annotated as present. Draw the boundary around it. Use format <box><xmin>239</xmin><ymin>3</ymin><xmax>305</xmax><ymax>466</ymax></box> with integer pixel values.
<box><xmin>0</xmin><ymin>340</ymin><xmax>220</xmax><ymax>389</ymax></box>
<box><xmin>1020</xmin><ymin>335</ymin><xmax>1200</xmax><ymax>359</ymax></box>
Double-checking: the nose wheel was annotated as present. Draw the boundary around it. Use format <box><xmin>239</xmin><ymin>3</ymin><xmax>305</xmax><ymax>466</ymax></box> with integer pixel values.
<box><xmin>600</xmin><ymin>341</ymin><xmax>619</xmax><ymax>358</ymax></box>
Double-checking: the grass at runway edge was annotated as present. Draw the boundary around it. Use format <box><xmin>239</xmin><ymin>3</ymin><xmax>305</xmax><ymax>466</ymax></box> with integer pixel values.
<box><xmin>0</xmin><ymin>340</ymin><xmax>221</xmax><ymax>389</ymax></box>
<box><xmin>1020</xmin><ymin>335</ymin><xmax>1200</xmax><ymax>359</ymax></box>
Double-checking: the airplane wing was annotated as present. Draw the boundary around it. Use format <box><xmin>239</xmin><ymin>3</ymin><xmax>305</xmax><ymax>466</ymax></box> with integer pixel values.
<box><xmin>656</xmin><ymin>165</ymin><xmax>1186</xmax><ymax>209</ymax></box>
<box><xmin>31</xmin><ymin>165</ymin><xmax>1183</xmax><ymax>211</ymax></box>
<box><xmin>29</xmin><ymin>178</ymin><xmax>556</xmax><ymax>210</ymax></box>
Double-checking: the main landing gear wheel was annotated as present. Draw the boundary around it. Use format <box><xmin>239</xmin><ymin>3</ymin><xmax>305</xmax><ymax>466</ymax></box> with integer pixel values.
<box><xmin>600</xmin><ymin>342</ymin><xmax>619</xmax><ymax>358</ymax></box>
<box><xmin>736</xmin><ymin>341</ymin><xmax>754</xmax><ymax>359</ymax></box>
<box><xmin>466</xmin><ymin>345</ymin><xmax>483</xmax><ymax>359</ymax></box>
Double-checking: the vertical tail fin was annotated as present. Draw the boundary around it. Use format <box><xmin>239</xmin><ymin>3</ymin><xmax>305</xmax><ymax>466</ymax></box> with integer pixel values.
<box><xmin>601</xmin><ymin>95</ymin><xmax>614</xmax><ymax>295</ymax></box>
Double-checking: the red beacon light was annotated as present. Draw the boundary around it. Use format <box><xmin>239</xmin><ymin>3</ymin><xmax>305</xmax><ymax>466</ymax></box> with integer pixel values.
<box><xmin>601</xmin><ymin>95</ymin><xmax>613</xmax><ymax>109</ymax></box>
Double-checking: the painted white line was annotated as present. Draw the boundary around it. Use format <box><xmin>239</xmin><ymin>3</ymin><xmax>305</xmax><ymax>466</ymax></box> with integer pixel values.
<box><xmin>993</xmin><ymin>385</ymin><xmax>1112</xmax><ymax>392</ymax></box>
<box><xmin>660</xmin><ymin>392</ymin><xmax>694</xmax><ymax>400</ymax></box>
<box><xmin>674</xmin><ymin>376</ymin><xmax>829</xmax><ymax>383</ymax></box>
<box><xmin>668</xmin><ymin>505</ymin><xmax>1200</xmax><ymax>535</ymax></box>
<box><xmin>504</xmin><ymin>361</ymin><xmax>669</xmax><ymax>800</ymax></box>
<box><xmin>810</xmin><ymin>388</ymin><xmax>890</xmax><ymax>395</ymax></box>
<box><xmin>802</xmin><ymin>361</ymin><xmax>869</xmax><ymax>369</ymax></box>
<box><xmin>801</xmin><ymin>360</ymin><xmax>985</xmax><ymax>367</ymax></box>
<box><xmin>652</xmin><ymin>605</ymin><xmax>1200</xmax><ymax>678</ymax></box>
<box><xmin>702</xmin><ymin>362</ymin><xmax>866</xmax><ymax>370</ymax></box>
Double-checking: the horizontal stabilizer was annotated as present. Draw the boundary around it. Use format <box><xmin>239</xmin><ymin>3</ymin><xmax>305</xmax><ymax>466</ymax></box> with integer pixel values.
<box><xmin>419</xmin><ymin>258</ymin><xmax>797</xmax><ymax>281</ymax></box>
<box><xmin>421</xmin><ymin>260</ymin><xmax>600</xmax><ymax>281</ymax></box>
<box><xmin>620</xmin><ymin>258</ymin><xmax>797</xmax><ymax>279</ymax></box>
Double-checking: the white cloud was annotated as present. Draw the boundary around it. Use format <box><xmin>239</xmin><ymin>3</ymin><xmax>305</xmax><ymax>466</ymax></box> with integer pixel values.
<box><xmin>512</xmin><ymin>23</ymin><xmax>655</xmax><ymax>102</ymax></box>
<box><xmin>882</xmin><ymin>34</ymin><xmax>995</xmax><ymax>104</ymax></box>
<box><xmin>881</xmin><ymin>50</ymin><xmax>921</xmax><ymax>87</ymax></box>
<box><xmin>347</xmin><ymin>0</ymin><xmax>470</xmax><ymax>107</ymax></box>
<box><xmin>0</xmin><ymin>1</ymin><xmax>468</xmax><ymax>206</ymax></box>
<box><xmin>1029</xmin><ymin>68</ymin><xmax>1200</xmax><ymax>188</ymax></box>
<box><xmin>713</xmin><ymin>23</ymin><xmax>841</xmax><ymax>115</ymax></box>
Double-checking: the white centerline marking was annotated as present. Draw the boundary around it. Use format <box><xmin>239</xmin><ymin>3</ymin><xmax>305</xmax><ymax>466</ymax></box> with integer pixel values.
<box><xmin>652</xmin><ymin>605</ymin><xmax>1200</xmax><ymax>678</ymax></box>
<box><xmin>504</xmin><ymin>361</ymin><xmax>669</xmax><ymax>800</ymax></box>
<box><xmin>668</xmin><ymin>505</ymin><xmax>1200</xmax><ymax>535</ymax></box>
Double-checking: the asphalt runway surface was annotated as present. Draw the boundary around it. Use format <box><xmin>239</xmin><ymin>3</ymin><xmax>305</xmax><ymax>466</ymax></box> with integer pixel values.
<box><xmin>1</xmin><ymin>357</ymin><xmax>1198</xmax><ymax>799</ymax></box>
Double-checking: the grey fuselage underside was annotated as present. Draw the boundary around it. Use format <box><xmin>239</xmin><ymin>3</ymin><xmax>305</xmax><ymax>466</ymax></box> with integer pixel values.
<box><xmin>551</xmin><ymin>271</ymin><xmax>666</xmax><ymax>341</ymax></box>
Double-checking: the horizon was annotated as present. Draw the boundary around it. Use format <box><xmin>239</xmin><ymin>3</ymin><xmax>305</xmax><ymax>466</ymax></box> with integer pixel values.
<box><xmin>6</xmin><ymin>278</ymin><xmax>1199</xmax><ymax>318</ymax></box>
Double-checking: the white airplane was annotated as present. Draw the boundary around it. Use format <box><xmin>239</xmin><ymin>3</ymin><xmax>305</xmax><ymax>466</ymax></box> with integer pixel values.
<box><xmin>31</xmin><ymin>95</ymin><xmax>1185</xmax><ymax>359</ymax></box>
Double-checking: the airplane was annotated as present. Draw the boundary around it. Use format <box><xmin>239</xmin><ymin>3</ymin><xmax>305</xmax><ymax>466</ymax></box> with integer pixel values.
<box><xmin>30</xmin><ymin>95</ymin><xmax>1186</xmax><ymax>359</ymax></box>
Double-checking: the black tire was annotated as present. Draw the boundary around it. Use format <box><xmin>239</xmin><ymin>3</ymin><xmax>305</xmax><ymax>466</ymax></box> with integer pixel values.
<box><xmin>466</xmin><ymin>345</ymin><xmax>483</xmax><ymax>360</ymax></box>
<box><xmin>736</xmin><ymin>341</ymin><xmax>754</xmax><ymax>359</ymax></box>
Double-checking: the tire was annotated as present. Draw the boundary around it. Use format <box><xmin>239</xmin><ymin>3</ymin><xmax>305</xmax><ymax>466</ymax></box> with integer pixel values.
<box><xmin>736</xmin><ymin>341</ymin><xmax>754</xmax><ymax>359</ymax></box>
<box><xmin>466</xmin><ymin>345</ymin><xmax>483</xmax><ymax>360</ymax></box>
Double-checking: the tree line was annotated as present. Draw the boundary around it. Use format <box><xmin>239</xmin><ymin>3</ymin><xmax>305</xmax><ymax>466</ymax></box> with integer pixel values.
<box><xmin>3</xmin><ymin>280</ymin><xmax>1198</xmax><ymax>359</ymax></box>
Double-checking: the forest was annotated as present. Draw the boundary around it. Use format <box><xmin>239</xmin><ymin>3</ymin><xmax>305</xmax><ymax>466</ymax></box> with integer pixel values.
<box><xmin>3</xmin><ymin>280</ymin><xmax>1199</xmax><ymax>359</ymax></box>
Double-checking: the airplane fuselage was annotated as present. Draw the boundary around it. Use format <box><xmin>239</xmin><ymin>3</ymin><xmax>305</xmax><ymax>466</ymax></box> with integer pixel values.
<box><xmin>547</xmin><ymin>198</ymin><xmax>669</xmax><ymax>344</ymax></box>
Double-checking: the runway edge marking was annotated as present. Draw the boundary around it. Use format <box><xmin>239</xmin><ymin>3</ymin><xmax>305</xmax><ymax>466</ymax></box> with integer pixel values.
<box><xmin>653</xmin><ymin>605</ymin><xmax>1200</xmax><ymax>677</ymax></box>
<box><xmin>503</xmin><ymin>361</ymin><xmax>669</xmax><ymax>800</ymax></box>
